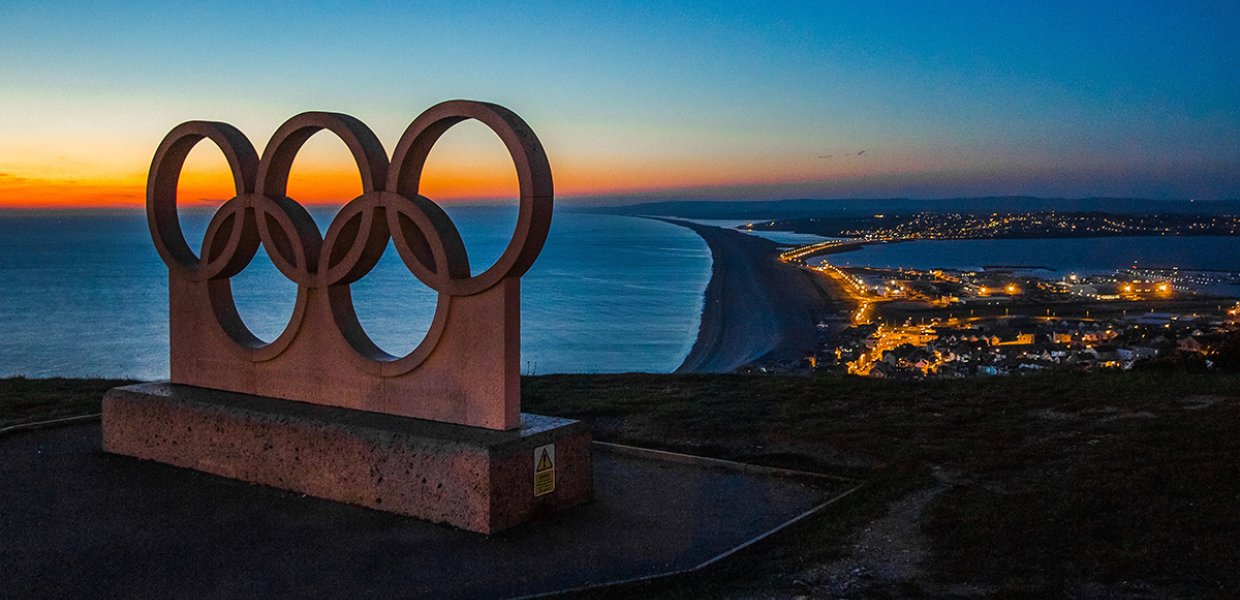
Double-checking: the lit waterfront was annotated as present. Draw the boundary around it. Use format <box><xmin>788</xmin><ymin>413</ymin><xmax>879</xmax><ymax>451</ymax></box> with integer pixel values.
<box><xmin>775</xmin><ymin>227</ymin><xmax>1240</xmax><ymax>378</ymax></box>
<box><xmin>757</xmin><ymin>211</ymin><xmax>1240</xmax><ymax>243</ymax></box>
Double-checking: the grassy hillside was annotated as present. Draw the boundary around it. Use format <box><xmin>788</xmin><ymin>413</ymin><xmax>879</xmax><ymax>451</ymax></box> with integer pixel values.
<box><xmin>526</xmin><ymin>373</ymin><xmax>1240</xmax><ymax>598</ymax></box>
<box><xmin>5</xmin><ymin>373</ymin><xmax>1238</xmax><ymax>598</ymax></box>
<box><xmin>0</xmin><ymin>377</ymin><xmax>134</xmax><ymax>429</ymax></box>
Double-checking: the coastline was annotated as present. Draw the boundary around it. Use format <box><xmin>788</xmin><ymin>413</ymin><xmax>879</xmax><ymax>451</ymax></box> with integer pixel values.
<box><xmin>651</xmin><ymin>218</ymin><xmax>841</xmax><ymax>373</ymax></box>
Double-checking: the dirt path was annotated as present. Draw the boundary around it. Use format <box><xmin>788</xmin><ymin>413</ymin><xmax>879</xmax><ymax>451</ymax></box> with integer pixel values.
<box><xmin>799</xmin><ymin>477</ymin><xmax>955</xmax><ymax>597</ymax></box>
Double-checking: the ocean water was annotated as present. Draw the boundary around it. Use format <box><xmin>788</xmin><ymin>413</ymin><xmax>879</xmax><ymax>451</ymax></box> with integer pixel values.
<box><xmin>818</xmin><ymin>236</ymin><xmax>1240</xmax><ymax>272</ymax></box>
<box><xmin>0</xmin><ymin>207</ymin><xmax>711</xmax><ymax>379</ymax></box>
<box><xmin>815</xmin><ymin>236</ymin><xmax>1240</xmax><ymax>294</ymax></box>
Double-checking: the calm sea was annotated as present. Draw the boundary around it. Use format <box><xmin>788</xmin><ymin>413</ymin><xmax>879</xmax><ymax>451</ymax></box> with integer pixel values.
<box><xmin>818</xmin><ymin>236</ymin><xmax>1240</xmax><ymax>272</ymax></box>
<box><xmin>0</xmin><ymin>208</ymin><xmax>711</xmax><ymax>379</ymax></box>
<box><xmin>815</xmin><ymin>236</ymin><xmax>1240</xmax><ymax>294</ymax></box>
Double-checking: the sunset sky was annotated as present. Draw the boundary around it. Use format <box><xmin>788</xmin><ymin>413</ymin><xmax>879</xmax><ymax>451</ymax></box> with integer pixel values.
<box><xmin>2</xmin><ymin>1</ymin><xmax>1238</xmax><ymax>209</ymax></box>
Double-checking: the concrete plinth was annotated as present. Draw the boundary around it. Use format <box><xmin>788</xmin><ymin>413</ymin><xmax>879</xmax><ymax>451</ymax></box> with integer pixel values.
<box><xmin>102</xmin><ymin>383</ymin><xmax>591</xmax><ymax>534</ymax></box>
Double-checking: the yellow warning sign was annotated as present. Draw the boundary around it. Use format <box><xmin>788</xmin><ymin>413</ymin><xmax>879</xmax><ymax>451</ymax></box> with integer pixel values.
<box><xmin>533</xmin><ymin>443</ymin><xmax>555</xmax><ymax>497</ymax></box>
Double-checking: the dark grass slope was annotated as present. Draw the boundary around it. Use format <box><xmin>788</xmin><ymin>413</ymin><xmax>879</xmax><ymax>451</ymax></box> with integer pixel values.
<box><xmin>5</xmin><ymin>373</ymin><xmax>1240</xmax><ymax>598</ymax></box>
<box><xmin>524</xmin><ymin>372</ymin><xmax>1240</xmax><ymax>598</ymax></box>
<box><xmin>0</xmin><ymin>377</ymin><xmax>135</xmax><ymax>429</ymax></box>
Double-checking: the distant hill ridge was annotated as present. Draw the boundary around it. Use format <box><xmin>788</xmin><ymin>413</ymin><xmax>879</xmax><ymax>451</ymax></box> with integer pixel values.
<box><xmin>584</xmin><ymin>197</ymin><xmax>1240</xmax><ymax>219</ymax></box>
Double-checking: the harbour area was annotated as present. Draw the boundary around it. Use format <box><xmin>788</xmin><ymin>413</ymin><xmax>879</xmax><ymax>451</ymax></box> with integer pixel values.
<box><xmin>660</xmin><ymin>216</ymin><xmax>1240</xmax><ymax>379</ymax></box>
<box><xmin>796</xmin><ymin>249</ymin><xmax>1240</xmax><ymax>378</ymax></box>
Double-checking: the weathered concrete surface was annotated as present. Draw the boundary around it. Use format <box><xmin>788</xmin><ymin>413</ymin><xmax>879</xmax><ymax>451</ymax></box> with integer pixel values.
<box><xmin>4</xmin><ymin>423</ymin><xmax>851</xmax><ymax>600</ymax></box>
<box><xmin>102</xmin><ymin>382</ymin><xmax>591</xmax><ymax>534</ymax></box>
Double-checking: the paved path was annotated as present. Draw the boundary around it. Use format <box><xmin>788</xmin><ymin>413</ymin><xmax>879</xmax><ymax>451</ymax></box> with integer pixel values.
<box><xmin>1</xmin><ymin>424</ymin><xmax>851</xmax><ymax>599</ymax></box>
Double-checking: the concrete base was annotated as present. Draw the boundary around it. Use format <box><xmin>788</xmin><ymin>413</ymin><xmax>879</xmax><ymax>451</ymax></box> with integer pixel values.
<box><xmin>102</xmin><ymin>382</ymin><xmax>591</xmax><ymax>534</ymax></box>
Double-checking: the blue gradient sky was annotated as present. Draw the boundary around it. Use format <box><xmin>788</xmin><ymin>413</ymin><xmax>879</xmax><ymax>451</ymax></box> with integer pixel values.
<box><xmin>1</xmin><ymin>1</ymin><xmax>1238</xmax><ymax>206</ymax></box>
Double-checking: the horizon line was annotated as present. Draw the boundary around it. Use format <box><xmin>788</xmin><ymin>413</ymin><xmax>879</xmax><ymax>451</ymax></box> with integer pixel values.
<box><xmin>3</xmin><ymin>194</ymin><xmax>1238</xmax><ymax>215</ymax></box>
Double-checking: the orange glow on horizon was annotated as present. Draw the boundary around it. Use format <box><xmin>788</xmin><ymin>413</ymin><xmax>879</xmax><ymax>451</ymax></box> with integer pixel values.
<box><xmin>0</xmin><ymin>165</ymin><xmax>905</xmax><ymax>209</ymax></box>
<box><xmin>0</xmin><ymin>115</ymin><xmax>951</xmax><ymax>209</ymax></box>
<box><xmin>0</xmin><ymin>132</ymin><xmax>923</xmax><ymax>209</ymax></box>
<box><xmin>0</xmin><ymin>172</ymin><xmax>144</xmax><ymax>209</ymax></box>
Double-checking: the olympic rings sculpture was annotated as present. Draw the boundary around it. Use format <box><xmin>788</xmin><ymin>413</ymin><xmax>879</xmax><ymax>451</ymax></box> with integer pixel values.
<box><xmin>149</xmin><ymin>101</ymin><xmax>552</xmax><ymax>430</ymax></box>
<box><xmin>150</xmin><ymin>100</ymin><xmax>551</xmax><ymax>366</ymax></box>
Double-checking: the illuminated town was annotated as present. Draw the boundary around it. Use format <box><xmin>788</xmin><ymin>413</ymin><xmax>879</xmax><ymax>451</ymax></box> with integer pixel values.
<box><xmin>751</xmin><ymin>211</ymin><xmax>1240</xmax><ymax>241</ymax></box>
<box><xmin>759</xmin><ymin>212</ymin><xmax>1240</xmax><ymax>378</ymax></box>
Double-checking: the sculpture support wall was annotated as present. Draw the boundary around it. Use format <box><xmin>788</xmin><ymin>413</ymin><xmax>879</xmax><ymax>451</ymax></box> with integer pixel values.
<box><xmin>103</xmin><ymin>382</ymin><xmax>593</xmax><ymax>534</ymax></box>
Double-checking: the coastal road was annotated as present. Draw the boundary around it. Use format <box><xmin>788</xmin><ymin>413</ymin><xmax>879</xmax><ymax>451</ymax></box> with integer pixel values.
<box><xmin>655</xmin><ymin>219</ymin><xmax>838</xmax><ymax>373</ymax></box>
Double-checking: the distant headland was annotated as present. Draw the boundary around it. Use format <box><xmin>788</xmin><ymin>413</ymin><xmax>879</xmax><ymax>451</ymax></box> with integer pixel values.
<box><xmin>587</xmin><ymin>196</ymin><xmax>1240</xmax><ymax>220</ymax></box>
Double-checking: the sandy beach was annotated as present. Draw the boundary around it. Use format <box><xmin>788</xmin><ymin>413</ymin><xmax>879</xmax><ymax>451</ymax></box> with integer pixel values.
<box><xmin>655</xmin><ymin>219</ymin><xmax>841</xmax><ymax>373</ymax></box>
